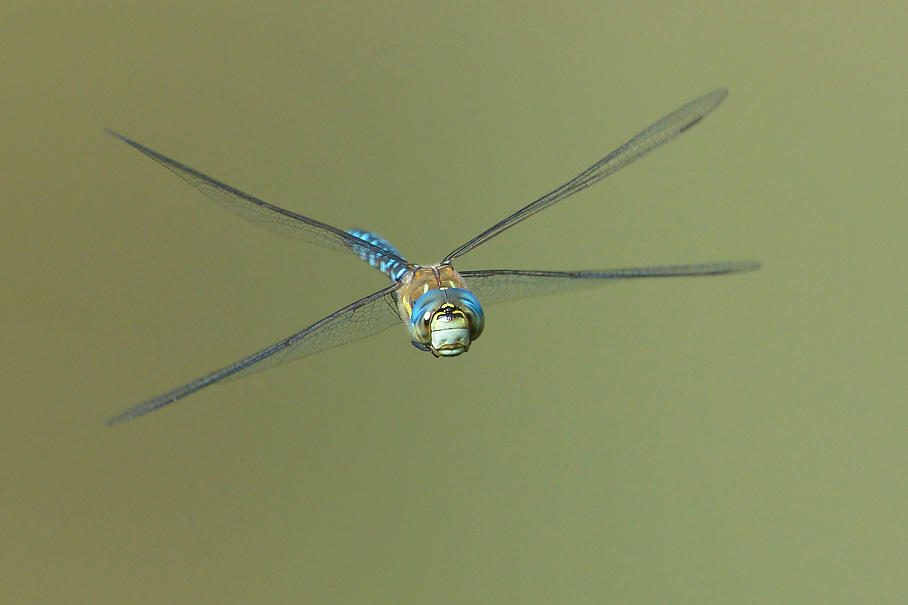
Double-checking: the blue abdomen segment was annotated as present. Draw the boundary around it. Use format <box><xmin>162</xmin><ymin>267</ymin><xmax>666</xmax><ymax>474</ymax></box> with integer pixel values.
<box><xmin>347</xmin><ymin>229</ymin><xmax>409</xmax><ymax>282</ymax></box>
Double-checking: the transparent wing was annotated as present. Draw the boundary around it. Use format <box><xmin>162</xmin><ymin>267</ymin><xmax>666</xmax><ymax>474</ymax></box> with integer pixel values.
<box><xmin>443</xmin><ymin>89</ymin><xmax>729</xmax><ymax>263</ymax></box>
<box><xmin>106</xmin><ymin>130</ymin><xmax>409</xmax><ymax>267</ymax></box>
<box><xmin>105</xmin><ymin>284</ymin><xmax>403</xmax><ymax>425</ymax></box>
<box><xmin>462</xmin><ymin>261</ymin><xmax>760</xmax><ymax>305</ymax></box>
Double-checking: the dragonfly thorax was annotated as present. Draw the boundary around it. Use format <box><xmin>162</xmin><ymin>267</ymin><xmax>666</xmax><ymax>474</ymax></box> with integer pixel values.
<box><xmin>409</xmin><ymin>288</ymin><xmax>484</xmax><ymax>357</ymax></box>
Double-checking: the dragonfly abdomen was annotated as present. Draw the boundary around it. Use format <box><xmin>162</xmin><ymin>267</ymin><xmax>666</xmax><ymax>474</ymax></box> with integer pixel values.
<box><xmin>347</xmin><ymin>229</ymin><xmax>409</xmax><ymax>282</ymax></box>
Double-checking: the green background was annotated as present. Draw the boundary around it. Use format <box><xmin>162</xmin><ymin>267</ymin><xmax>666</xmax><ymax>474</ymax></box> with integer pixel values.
<box><xmin>3</xmin><ymin>2</ymin><xmax>906</xmax><ymax>602</ymax></box>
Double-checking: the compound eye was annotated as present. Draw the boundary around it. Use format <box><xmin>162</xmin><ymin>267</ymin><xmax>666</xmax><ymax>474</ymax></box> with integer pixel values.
<box><xmin>409</xmin><ymin>290</ymin><xmax>448</xmax><ymax>346</ymax></box>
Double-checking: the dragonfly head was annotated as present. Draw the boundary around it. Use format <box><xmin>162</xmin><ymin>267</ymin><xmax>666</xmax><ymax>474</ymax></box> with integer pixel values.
<box><xmin>409</xmin><ymin>288</ymin><xmax>485</xmax><ymax>357</ymax></box>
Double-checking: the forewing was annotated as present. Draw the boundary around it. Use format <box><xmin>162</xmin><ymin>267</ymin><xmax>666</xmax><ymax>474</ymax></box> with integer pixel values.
<box><xmin>462</xmin><ymin>261</ymin><xmax>760</xmax><ymax>305</ymax></box>
<box><xmin>105</xmin><ymin>284</ymin><xmax>403</xmax><ymax>425</ymax></box>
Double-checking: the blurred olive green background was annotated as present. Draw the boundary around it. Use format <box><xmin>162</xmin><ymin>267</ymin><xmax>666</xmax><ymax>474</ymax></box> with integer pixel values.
<box><xmin>2</xmin><ymin>2</ymin><xmax>906</xmax><ymax>603</ymax></box>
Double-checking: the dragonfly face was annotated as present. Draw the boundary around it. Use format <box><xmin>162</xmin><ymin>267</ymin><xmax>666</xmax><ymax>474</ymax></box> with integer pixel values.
<box><xmin>394</xmin><ymin>264</ymin><xmax>485</xmax><ymax>356</ymax></box>
<box><xmin>408</xmin><ymin>287</ymin><xmax>485</xmax><ymax>357</ymax></box>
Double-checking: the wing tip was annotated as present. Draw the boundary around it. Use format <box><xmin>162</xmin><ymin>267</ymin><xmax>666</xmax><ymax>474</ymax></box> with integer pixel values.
<box><xmin>103</xmin><ymin>413</ymin><xmax>130</xmax><ymax>427</ymax></box>
<box><xmin>104</xmin><ymin>128</ymin><xmax>131</xmax><ymax>142</ymax></box>
<box><xmin>732</xmin><ymin>260</ymin><xmax>761</xmax><ymax>273</ymax></box>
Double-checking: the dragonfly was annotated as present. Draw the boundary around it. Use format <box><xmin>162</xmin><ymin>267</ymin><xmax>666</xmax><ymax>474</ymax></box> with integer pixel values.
<box><xmin>104</xmin><ymin>88</ymin><xmax>758</xmax><ymax>425</ymax></box>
